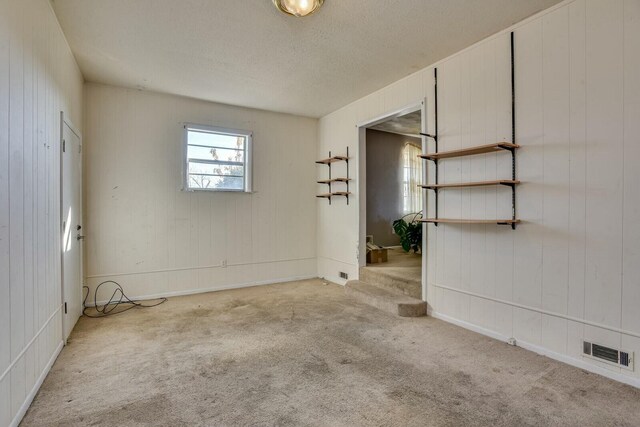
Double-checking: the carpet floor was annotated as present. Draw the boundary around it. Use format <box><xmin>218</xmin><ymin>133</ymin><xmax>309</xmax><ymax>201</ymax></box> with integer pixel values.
<box><xmin>21</xmin><ymin>279</ymin><xmax>640</xmax><ymax>426</ymax></box>
<box><xmin>364</xmin><ymin>248</ymin><xmax>422</xmax><ymax>282</ymax></box>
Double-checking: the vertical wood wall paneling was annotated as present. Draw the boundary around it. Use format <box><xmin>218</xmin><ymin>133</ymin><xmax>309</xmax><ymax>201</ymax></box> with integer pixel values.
<box><xmin>441</xmin><ymin>56</ymin><xmax>463</xmax><ymax>303</ymax></box>
<box><xmin>493</xmin><ymin>34</ymin><xmax>515</xmax><ymax>338</ymax></box>
<box><xmin>0</xmin><ymin>0</ymin><xmax>11</xmax><ymax>387</ymax></box>
<box><xmin>540</xmin><ymin>5</ymin><xmax>570</xmax><ymax>355</ymax></box>
<box><xmin>0</xmin><ymin>0</ymin><xmax>84</xmax><ymax>424</ymax></box>
<box><xmin>583</xmin><ymin>0</ymin><xmax>624</xmax><ymax>360</ymax></box>
<box><xmin>512</xmin><ymin>19</ymin><xmax>543</xmax><ymax>346</ymax></box>
<box><xmin>8</xmin><ymin>0</ymin><xmax>27</xmax><ymax>414</ymax></box>
<box><xmin>621</xmin><ymin>0</ymin><xmax>640</xmax><ymax>379</ymax></box>
<box><xmin>566</xmin><ymin>0</ymin><xmax>587</xmax><ymax>361</ymax></box>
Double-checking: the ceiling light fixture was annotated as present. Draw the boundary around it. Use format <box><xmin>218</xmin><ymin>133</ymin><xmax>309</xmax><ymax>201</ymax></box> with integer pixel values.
<box><xmin>273</xmin><ymin>0</ymin><xmax>324</xmax><ymax>17</ymax></box>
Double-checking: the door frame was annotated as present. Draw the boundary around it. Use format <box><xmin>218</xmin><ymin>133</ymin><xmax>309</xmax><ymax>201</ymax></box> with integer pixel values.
<box><xmin>355</xmin><ymin>99</ymin><xmax>428</xmax><ymax>301</ymax></box>
<box><xmin>60</xmin><ymin>111</ymin><xmax>83</xmax><ymax>344</ymax></box>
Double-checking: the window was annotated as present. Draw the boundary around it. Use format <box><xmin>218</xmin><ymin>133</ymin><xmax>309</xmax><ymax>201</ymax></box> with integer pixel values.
<box><xmin>402</xmin><ymin>143</ymin><xmax>423</xmax><ymax>214</ymax></box>
<box><xmin>184</xmin><ymin>124</ymin><xmax>252</xmax><ymax>192</ymax></box>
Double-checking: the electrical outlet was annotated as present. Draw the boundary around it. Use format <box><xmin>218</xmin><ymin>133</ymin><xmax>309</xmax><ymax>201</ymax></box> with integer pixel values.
<box><xmin>507</xmin><ymin>337</ymin><xmax>517</xmax><ymax>346</ymax></box>
<box><xmin>222</xmin><ymin>259</ymin><xmax>227</xmax><ymax>268</ymax></box>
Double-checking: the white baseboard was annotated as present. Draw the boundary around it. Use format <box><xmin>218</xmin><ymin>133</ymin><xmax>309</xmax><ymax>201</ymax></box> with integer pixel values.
<box><xmin>86</xmin><ymin>274</ymin><xmax>318</xmax><ymax>307</ymax></box>
<box><xmin>431</xmin><ymin>311</ymin><xmax>640</xmax><ymax>389</ymax></box>
<box><xmin>10</xmin><ymin>340</ymin><xmax>64</xmax><ymax>427</ymax></box>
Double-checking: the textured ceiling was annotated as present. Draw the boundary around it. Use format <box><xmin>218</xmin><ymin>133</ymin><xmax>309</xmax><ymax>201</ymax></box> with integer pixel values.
<box><xmin>51</xmin><ymin>0</ymin><xmax>562</xmax><ymax>118</ymax></box>
<box><xmin>369</xmin><ymin>110</ymin><xmax>422</xmax><ymax>137</ymax></box>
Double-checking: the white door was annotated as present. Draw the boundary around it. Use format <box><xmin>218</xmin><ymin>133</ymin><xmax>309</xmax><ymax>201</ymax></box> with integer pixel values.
<box><xmin>61</xmin><ymin>115</ymin><xmax>83</xmax><ymax>342</ymax></box>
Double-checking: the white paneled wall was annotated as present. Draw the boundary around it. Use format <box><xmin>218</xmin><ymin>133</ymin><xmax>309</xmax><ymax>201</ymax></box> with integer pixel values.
<box><xmin>0</xmin><ymin>0</ymin><xmax>84</xmax><ymax>425</ymax></box>
<box><xmin>83</xmin><ymin>84</ymin><xmax>317</xmax><ymax>301</ymax></box>
<box><xmin>318</xmin><ymin>0</ymin><xmax>640</xmax><ymax>386</ymax></box>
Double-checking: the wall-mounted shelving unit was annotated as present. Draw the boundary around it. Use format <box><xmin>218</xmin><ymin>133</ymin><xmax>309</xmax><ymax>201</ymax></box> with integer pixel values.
<box><xmin>419</xmin><ymin>32</ymin><xmax>520</xmax><ymax>229</ymax></box>
<box><xmin>316</xmin><ymin>147</ymin><xmax>350</xmax><ymax>204</ymax></box>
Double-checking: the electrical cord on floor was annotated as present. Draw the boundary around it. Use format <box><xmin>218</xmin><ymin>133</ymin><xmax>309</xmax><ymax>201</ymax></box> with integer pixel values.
<box><xmin>82</xmin><ymin>280</ymin><xmax>167</xmax><ymax>318</ymax></box>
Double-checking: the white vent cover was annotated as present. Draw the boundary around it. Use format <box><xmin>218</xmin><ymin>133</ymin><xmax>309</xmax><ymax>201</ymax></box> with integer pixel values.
<box><xmin>583</xmin><ymin>341</ymin><xmax>634</xmax><ymax>371</ymax></box>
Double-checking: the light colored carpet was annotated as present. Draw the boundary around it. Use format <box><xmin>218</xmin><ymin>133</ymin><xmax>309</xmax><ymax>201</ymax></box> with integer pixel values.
<box><xmin>361</xmin><ymin>248</ymin><xmax>422</xmax><ymax>298</ymax></box>
<box><xmin>365</xmin><ymin>247</ymin><xmax>422</xmax><ymax>279</ymax></box>
<box><xmin>21</xmin><ymin>279</ymin><xmax>640</xmax><ymax>426</ymax></box>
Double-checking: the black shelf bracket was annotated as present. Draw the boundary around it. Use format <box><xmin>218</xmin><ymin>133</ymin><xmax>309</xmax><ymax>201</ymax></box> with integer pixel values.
<box><xmin>328</xmin><ymin>150</ymin><xmax>332</xmax><ymax>205</ymax></box>
<box><xmin>510</xmin><ymin>31</ymin><xmax>517</xmax><ymax>229</ymax></box>
<box><xmin>419</xmin><ymin>68</ymin><xmax>440</xmax><ymax>225</ymax></box>
<box><xmin>346</xmin><ymin>147</ymin><xmax>350</xmax><ymax>205</ymax></box>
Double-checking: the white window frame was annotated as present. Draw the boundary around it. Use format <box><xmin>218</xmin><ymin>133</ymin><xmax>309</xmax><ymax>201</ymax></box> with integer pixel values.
<box><xmin>183</xmin><ymin>123</ymin><xmax>253</xmax><ymax>193</ymax></box>
<box><xmin>402</xmin><ymin>142</ymin><xmax>423</xmax><ymax>214</ymax></box>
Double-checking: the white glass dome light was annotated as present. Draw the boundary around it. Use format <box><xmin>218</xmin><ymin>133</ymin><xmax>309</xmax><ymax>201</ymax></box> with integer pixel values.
<box><xmin>273</xmin><ymin>0</ymin><xmax>325</xmax><ymax>17</ymax></box>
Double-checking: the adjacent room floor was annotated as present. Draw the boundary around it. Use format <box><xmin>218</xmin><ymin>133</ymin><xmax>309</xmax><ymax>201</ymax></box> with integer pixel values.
<box><xmin>22</xmin><ymin>279</ymin><xmax>640</xmax><ymax>427</ymax></box>
<box><xmin>360</xmin><ymin>247</ymin><xmax>422</xmax><ymax>299</ymax></box>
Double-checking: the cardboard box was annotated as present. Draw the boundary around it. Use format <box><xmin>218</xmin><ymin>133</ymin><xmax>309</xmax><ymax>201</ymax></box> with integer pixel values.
<box><xmin>366</xmin><ymin>248</ymin><xmax>388</xmax><ymax>264</ymax></box>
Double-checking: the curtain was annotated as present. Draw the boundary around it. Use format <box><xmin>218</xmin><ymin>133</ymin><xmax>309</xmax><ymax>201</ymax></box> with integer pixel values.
<box><xmin>403</xmin><ymin>143</ymin><xmax>423</xmax><ymax>214</ymax></box>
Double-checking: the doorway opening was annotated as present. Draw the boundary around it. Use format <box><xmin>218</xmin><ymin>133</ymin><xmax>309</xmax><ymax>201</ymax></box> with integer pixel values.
<box><xmin>357</xmin><ymin>101</ymin><xmax>427</xmax><ymax>301</ymax></box>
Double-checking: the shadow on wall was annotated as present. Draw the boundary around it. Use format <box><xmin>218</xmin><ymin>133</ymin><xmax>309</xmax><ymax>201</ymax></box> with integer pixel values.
<box><xmin>366</xmin><ymin>129</ymin><xmax>421</xmax><ymax>247</ymax></box>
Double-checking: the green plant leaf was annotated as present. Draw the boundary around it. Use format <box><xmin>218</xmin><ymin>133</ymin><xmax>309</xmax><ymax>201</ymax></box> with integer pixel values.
<box><xmin>393</xmin><ymin>213</ymin><xmax>422</xmax><ymax>253</ymax></box>
<box><xmin>392</xmin><ymin>219</ymin><xmax>407</xmax><ymax>236</ymax></box>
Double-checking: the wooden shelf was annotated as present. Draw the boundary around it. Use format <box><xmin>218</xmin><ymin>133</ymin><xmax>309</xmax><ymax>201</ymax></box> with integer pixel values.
<box><xmin>316</xmin><ymin>191</ymin><xmax>352</xmax><ymax>199</ymax></box>
<box><xmin>419</xmin><ymin>142</ymin><xmax>519</xmax><ymax>160</ymax></box>
<box><xmin>419</xmin><ymin>218</ymin><xmax>521</xmax><ymax>225</ymax></box>
<box><xmin>420</xmin><ymin>179</ymin><xmax>520</xmax><ymax>190</ymax></box>
<box><xmin>317</xmin><ymin>178</ymin><xmax>351</xmax><ymax>184</ymax></box>
<box><xmin>315</xmin><ymin>156</ymin><xmax>349</xmax><ymax>164</ymax></box>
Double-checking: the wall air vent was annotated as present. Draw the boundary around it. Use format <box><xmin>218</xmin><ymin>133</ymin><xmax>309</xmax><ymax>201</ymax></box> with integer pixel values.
<box><xmin>583</xmin><ymin>341</ymin><xmax>634</xmax><ymax>370</ymax></box>
<box><xmin>339</xmin><ymin>272</ymin><xmax>348</xmax><ymax>280</ymax></box>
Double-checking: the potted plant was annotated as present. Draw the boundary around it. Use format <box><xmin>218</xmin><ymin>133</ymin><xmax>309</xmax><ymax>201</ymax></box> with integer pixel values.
<box><xmin>392</xmin><ymin>212</ymin><xmax>423</xmax><ymax>253</ymax></box>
